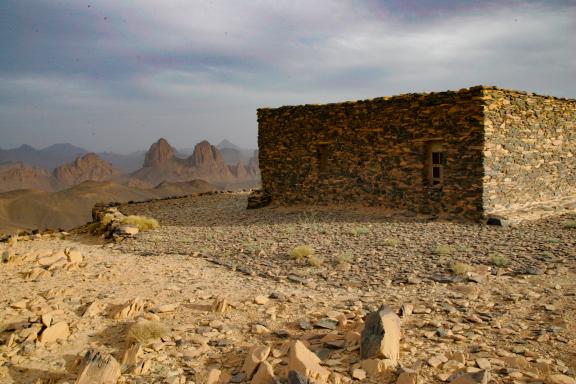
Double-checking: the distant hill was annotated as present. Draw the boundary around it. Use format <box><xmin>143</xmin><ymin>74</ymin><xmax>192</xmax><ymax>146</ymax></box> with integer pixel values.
<box><xmin>0</xmin><ymin>143</ymin><xmax>88</xmax><ymax>170</ymax></box>
<box><xmin>216</xmin><ymin>139</ymin><xmax>256</xmax><ymax>166</ymax></box>
<box><xmin>130</xmin><ymin>138</ymin><xmax>259</xmax><ymax>188</ymax></box>
<box><xmin>0</xmin><ymin>163</ymin><xmax>57</xmax><ymax>192</ymax></box>
<box><xmin>0</xmin><ymin>153</ymin><xmax>123</xmax><ymax>192</ymax></box>
<box><xmin>0</xmin><ymin>143</ymin><xmax>146</xmax><ymax>173</ymax></box>
<box><xmin>0</xmin><ymin>179</ymin><xmax>218</xmax><ymax>232</ymax></box>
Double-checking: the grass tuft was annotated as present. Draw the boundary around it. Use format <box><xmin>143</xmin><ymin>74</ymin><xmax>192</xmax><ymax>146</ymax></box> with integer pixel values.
<box><xmin>120</xmin><ymin>215</ymin><xmax>160</xmax><ymax>231</ymax></box>
<box><xmin>100</xmin><ymin>213</ymin><xmax>116</xmax><ymax>227</ymax></box>
<box><xmin>451</xmin><ymin>262</ymin><xmax>473</xmax><ymax>276</ymax></box>
<box><xmin>433</xmin><ymin>244</ymin><xmax>453</xmax><ymax>256</ymax></box>
<box><xmin>336</xmin><ymin>252</ymin><xmax>354</xmax><ymax>264</ymax></box>
<box><xmin>290</xmin><ymin>245</ymin><xmax>315</xmax><ymax>260</ymax></box>
<box><xmin>490</xmin><ymin>254</ymin><xmax>509</xmax><ymax>268</ymax></box>
<box><xmin>382</xmin><ymin>238</ymin><xmax>398</xmax><ymax>247</ymax></box>
<box><xmin>351</xmin><ymin>226</ymin><xmax>370</xmax><ymax>236</ymax></box>
<box><xmin>127</xmin><ymin>320</ymin><xmax>169</xmax><ymax>345</ymax></box>
<box><xmin>307</xmin><ymin>254</ymin><xmax>324</xmax><ymax>267</ymax></box>
<box><xmin>563</xmin><ymin>221</ymin><xmax>576</xmax><ymax>229</ymax></box>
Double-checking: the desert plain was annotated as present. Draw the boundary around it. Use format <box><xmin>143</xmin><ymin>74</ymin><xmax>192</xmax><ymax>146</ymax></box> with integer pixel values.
<box><xmin>0</xmin><ymin>192</ymin><xmax>575</xmax><ymax>384</ymax></box>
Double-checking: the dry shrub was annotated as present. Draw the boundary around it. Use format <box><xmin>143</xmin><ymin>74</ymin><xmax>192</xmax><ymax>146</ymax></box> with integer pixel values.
<box><xmin>127</xmin><ymin>320</ymin><xmax>169</xmax><ymax>345</ymax></box>
<box><xmin>451</xmin><ymin>262</ymin><xmax>473</xmax><ymax>276</ymax></box>
<box><xmin>120</xmin><ymin>215</ymin><xmax>160</xmax><ymax>231</ymax></box>
<box><xmin>307</xmin><ymin>254</ymin><xmax>324</xmax><ymax>267</ymax></box>
<box><xmin>564</xmin><ymin>221</ymin><xmax>576</xmax><ymax>229</ymax></box>
<box><xmin>290</xmin><ymin>245</ymin><xmax>314</xmax><ymax>260</ymax></box>
<box><xmin>336</xmin><ymin>252</ymin><xmax>354</xmax><ymax>264</ymax></box>
<box><xmin>351</xmin><ymin>226</ymin><xmax>370</xmax><ymax>236</ymax></box>
<box><xmin>433</xmin><ymin>244</ymin><xmax>453</xmax><ymax>256</ymax></box>
<box><xmin>490</xmin><ymin>254</ymin><xmax>509</xmax><ymax>268</ymax></box>
<box><xmin>100</xmin><ymin>213</ymin><xmax>116</xmax><ymax>226</ymax></box>
<box><xmin>382</xmin><ymin>238</ymin><xmax>398</xmax><ymax>247</ymax></box>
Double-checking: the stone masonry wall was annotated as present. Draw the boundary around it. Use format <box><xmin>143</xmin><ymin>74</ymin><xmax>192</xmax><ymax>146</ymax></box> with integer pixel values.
<box><xmin>482</xmin><ymin>88</ymin><xmax>576</xmax><ymax>218</ymax></box>
<box><xmin>258</xmin><ymin>86</ymin><xmax>486</xmax><ymax>220</ymax></box>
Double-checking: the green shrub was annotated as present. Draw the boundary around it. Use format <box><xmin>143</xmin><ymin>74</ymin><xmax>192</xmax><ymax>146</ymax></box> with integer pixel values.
<box><xmin>490</xmin><ymin>254</ymin><xmax>509</xmax><ymax>268</ymax></box>
<box><xmin>290</xmin><ymin>245</ymin><xmax>315</xmax><ymax>260</ymax></box>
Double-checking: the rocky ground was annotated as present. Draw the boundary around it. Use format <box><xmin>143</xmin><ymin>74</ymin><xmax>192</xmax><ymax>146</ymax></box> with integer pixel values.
<box><xmin>0</xmin><ymin>192</ymin><xmax>575</xmax><ymax>384</ymax></box>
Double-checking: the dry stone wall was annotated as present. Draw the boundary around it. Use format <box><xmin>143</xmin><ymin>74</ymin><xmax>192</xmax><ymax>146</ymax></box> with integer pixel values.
<box><xmin>258</xmin><ymin>86</ymin><xmax>486</xmax><ymax>220</ymax></box>
<box><xmin>482</xmin><ymin>88</ymin><xmax>576</xmax><ymax>218</ymax></box>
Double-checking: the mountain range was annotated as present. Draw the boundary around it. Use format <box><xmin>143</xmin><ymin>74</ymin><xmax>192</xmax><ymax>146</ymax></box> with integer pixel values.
<box><xmin>0</xmin><ymin>138</ymin><xmax>260</xmax><ymax>231</ymax></box>
<box><xmin>0</xmin><ymin>139</ymin><xmax>256</xmax><ymax>173</ymax></box>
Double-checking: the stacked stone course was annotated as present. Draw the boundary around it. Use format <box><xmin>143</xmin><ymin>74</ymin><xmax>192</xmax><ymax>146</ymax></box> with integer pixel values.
<box><xmin>257</xmin><ymin>86</ymin><xmax>575</xmax><ymax>221</ymax></box>
<box><xmin>482</xmin><ymin>88</ymin><xmax>576</xmax><ymax>218</ymax></box>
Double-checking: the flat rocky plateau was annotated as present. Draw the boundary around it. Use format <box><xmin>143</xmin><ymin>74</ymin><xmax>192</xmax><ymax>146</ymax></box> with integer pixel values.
<box><xmin>0</xmin><ymin>192</ymin><xmax>575</xmax><ymax>384</ymax></box>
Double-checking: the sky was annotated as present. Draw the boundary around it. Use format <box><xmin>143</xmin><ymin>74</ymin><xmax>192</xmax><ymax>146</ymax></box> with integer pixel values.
<box><xmin>0</xmin><ymin>0</ymin><xmax>575</xmax><ymax>153</ymax></box>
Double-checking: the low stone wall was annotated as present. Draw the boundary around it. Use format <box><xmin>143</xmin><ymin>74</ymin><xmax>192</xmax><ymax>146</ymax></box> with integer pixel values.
<box><xmin>482</xmin><ymin>88</ymin><xmax>576</xmax><ymax>218</ymax></box>
<box><xmin>258</xmin><ymin>87</ymin><xmax>486</xmax><ymax>220</ymax></box>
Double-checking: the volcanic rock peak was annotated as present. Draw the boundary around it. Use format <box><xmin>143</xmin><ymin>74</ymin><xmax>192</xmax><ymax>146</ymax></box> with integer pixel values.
<box><xmin>189</xmin><ymin>140</ymin><xmax>225</xmax><ymax>167</ymax></box>
<box><xmin>143</xmin><ymin>138</ymin><xmax>176</xmax><ymax>167</ymax></box>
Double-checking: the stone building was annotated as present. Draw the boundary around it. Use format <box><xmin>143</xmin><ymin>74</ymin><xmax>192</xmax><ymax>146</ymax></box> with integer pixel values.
<box><xmin>256</xmin><ymin>86</ymin><xmax>576</xmax><ymax>221</ymax></box>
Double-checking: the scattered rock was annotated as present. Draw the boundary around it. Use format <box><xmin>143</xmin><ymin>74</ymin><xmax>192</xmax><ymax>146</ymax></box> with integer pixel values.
<box><xmin>397</xmin><ymin>371</ymin><xmax>418</xmax><ymax>384</ymax></box>
<box><xmin>113</xmin><ymin>297</ymin><xmax>145</xmax><ymax>320</ymax></box>
<box><xmin>360</xmin><ymin>359</ymin><xmax>395</xmax><ymax>376</ymax></box>
<box><xmin>75</xmin><ymin>349</ymin><xmax>121</xmax><ymax>384</ymax></box>
<box><xmin>251</xmin><ymin>361</ymin><xmax>275</xmax><ymax>384</ymax></box>
<box><xmin>206</xmin><ymin>368</ymin><xmax>222</xmax><ymax>384</ymax></box>
<box><xmin>449</xmin><ymin>370</ymin><xmax>490</xmax><ymax>384</ymax></box>
<box><xmin>287</xmin><ymin>370</ymin><xmax>309</xmax><ymax>384</ymax></box>
<box><xmin>546</xmin><ymin>375</ymin><xmax>576</xmax><ymax>384</ymax></box>
<box><xmin>243</xmin><ymin>345</ymin><xmax>272</xmax><ymax>379</ymax></box>
<box><xmin>360</xmin><ymin>305</ymin><xmax>401</xmax><ymax>363</ymax></box>
<box><xmin>121</xmin><ymin>343</ymin><xmax>142</xmax><ymax>370</ymax></box>
<box><xmin>351</xmin><ymin>368</ymin><xmax>367</xmax><ymax>380</ymax></box>
<box><xmin>212</xmin><ymin>297</ymin><xmax>228</xmax><ymax>313</ymax></box>
<box><xmin>39</xmin><ymin>322</ymin><xmax>70</xmax><ymax>344</ymax></box>
<box><xmin>287</xmin><ymin>340</ymin><xmax>331</xmax><ymax>383</ymax></box>
<box><xmin>153</xmin><ymin>303</ymin><xmax>178</xmax><ymax>313</ymax></box>
<box><xmin>65</xmin><ymin>248</ymin><xmax>83</xmax><ymax>263</ymax></box>
<box><xmin>116</xmin><ymin>224</ymin><xmax>139</xmax><ymax>236</ymax></box>
<box><xmin>83</xmin><ymin>300</ymin><xmax>105</xmax><ymax>318</ymax></box>
<box><xmin>254</xmin><ymin>295</ymin><xmax>270</xmax><ymax>305</ymax></box>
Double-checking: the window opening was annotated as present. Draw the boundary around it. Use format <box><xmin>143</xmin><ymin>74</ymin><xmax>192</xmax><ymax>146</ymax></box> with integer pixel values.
<box><xmin>426</xmin><ymin>141</ymin><xmax>444</xmax><ymax>186</ymax></box>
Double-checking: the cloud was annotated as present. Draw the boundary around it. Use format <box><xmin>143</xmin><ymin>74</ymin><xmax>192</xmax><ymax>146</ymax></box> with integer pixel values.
<box><xmin>0</xmin><ymin>0</ymin><xmax>574</xmax><ymax>151</ymax></box>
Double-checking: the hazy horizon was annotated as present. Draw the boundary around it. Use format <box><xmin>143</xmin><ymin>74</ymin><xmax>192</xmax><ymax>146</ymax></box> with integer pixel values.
<box><xmin>0</xmin><ymin>137</ymin><xmax>256</xmax><ymax>155</ymax></box>
<box><xmin>1</xmin><ymin>0</ymin><xmax>575</xmax><ymax>152</ymax></box>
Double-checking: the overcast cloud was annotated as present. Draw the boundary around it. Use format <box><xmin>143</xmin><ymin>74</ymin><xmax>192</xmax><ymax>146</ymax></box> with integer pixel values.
<box><xmin>0</xmin><ymin>0</ymin><xmax>574</xmax><ymax>152</ymax></box>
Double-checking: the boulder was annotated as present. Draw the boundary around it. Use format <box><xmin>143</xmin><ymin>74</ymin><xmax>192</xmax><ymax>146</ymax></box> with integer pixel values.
<box><xmin>66</xmin><ymin>248</ymin><xmax>83</xmax><ymax>263</ymax></box>
<box><xmin>75</xmin><ymin>349</ymin><xmax>121</xmax><ymax>384</ymax></box>
<box><xmin>242</xmin><ymin>345</ymin><xmax>271</xmax><ymax>379</ymax></box>
<box><xmin>113</xmin><ymin>297</ymin><xmax>145</xmax><ymax>320</ymax></box>
<box><xmin>449</xmin><ymin>370</ymin><xmax>490</xmax><ymax>384</ymax></box>
<box><xmin>546</xmin><ymin>375</ymin><xmax>576</xmax><ymax>384</ymax></box>
<box><xmin>360</xmin><ymin>305</ymin><xmax>401</xmax><ymax>362</ymax></box>
<box><xmin>286</xmin><ymin>340</ymin><xmax>330</xmax><ymax>383</ymax></box>
<box><xmin>251</xmin><ymin>361</ymin><xmax>275</xmax><ymax>384</ymax></box>
<box><xmin>39</xmin><ymin>322</ymin><xmax>70</xmax><ymax>343</ymax></box>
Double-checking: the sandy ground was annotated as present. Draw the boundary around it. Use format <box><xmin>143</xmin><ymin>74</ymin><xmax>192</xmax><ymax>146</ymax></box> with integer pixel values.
<box><xmin>0</xmin><ymin>192</ymin><xmax>575</xmax><ymax>384</ymax></box>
